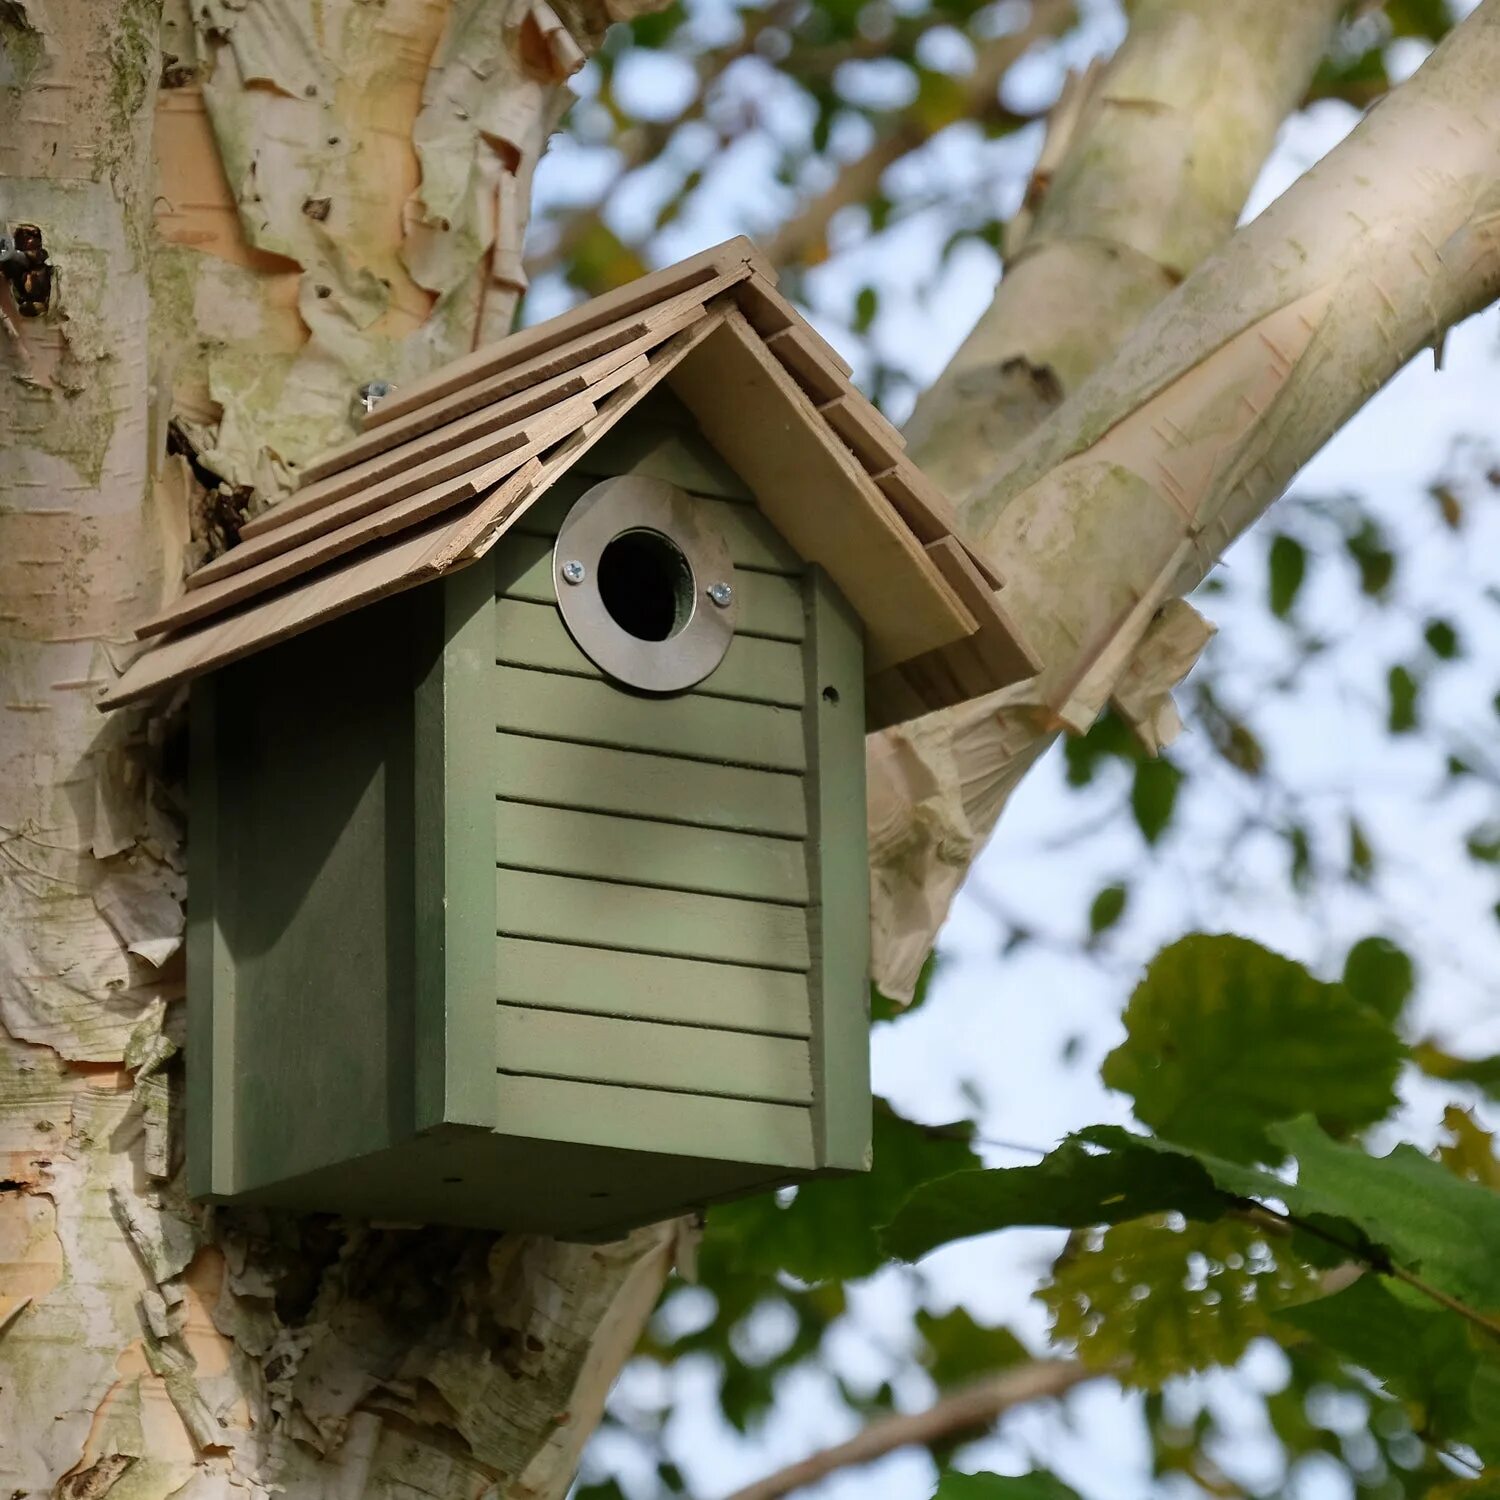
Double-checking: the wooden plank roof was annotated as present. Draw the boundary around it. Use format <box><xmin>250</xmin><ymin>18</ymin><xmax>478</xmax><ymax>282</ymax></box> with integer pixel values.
<box><xmin>100</xmin><ymin>237</ymin><xmax>1036</xmax><ymax>727</ymax></box>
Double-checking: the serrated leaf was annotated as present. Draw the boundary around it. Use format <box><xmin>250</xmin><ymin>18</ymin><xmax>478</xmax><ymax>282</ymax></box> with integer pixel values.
<box><xmin>1130</xmin><ymin>758</ymin><xmax>1182</xmax><ymax>846</ymax></box>
<box><xmin>1088</xmin><ymin>883</ymin><xmax>1127</xmax><ymax>936</ymax></box>
<box><xmin>1258</xmin><ymin>1118</ymin><xmax>1500</xmax><ymax>1312</ymax></box>
<box><xmin>934</xmin><ymin>1473</ymin><xmax>1081</xmax><ymax>1500</ymax></box>
<box><xmin>1267</xmin><ymin>533</ymin><xmax>1306</xmax><ymax>619</ymax></box>
<box><xmin>1042</xmin><ymin>1216</ymin><xmax>1317</xmax><ymax>1389</ymax></box>
<box><xmin>1101</xmin><ymin>935</ymin><xmax>1404</xmax><ymax>1163</ymax></box>
<box><xmin>709</xmin><ymin>1106</ymin><xmax>979</xmax><ymax>1281</ymax></box>
<box><xmin>1278</xmin><ymin>1276</ymin><xmax>1500</xmax><ymax>1461</ymax></box>
<box><xmin>881</xmin><ymin>1128</ymin><xmax>1229</xmax><ymax>1262</ymax></box>
<box><xmin>1341</xmin><ymin>936</ymin><xmax>1414</xmax><ymax>1023</ymax></box>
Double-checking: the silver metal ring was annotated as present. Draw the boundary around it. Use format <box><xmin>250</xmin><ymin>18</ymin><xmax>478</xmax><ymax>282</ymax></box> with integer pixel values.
<box><xmin>553</xmin><ymin>475</ymin><xmax>737</xmax><ymax>694</ymax></box>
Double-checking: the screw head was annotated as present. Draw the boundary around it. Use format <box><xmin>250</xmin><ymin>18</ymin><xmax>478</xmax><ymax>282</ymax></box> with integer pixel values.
<box><xmin>354</xmin><ymin>380</ymin><xmax>393</xmax><ymax>419</ymax></box>
<box><xmin>707</xmin><ymin>581</ymin><xmax>733</xmax><ymax>608</ymax></box>
<box><xmin>560</xmin><ymin>559</ymin><xmax>587</xmax><ymax>585</ymax></box>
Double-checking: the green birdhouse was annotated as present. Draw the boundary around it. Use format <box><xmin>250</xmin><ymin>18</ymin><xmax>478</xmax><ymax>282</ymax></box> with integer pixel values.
<box><xmin>101</xmin><ymin>238</ymin><xmax>1035</xmax><ymax>1238</ymax></box>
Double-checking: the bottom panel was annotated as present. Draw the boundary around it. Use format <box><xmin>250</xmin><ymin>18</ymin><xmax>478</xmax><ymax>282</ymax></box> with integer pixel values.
<box><xmin>211</xmin><ymin>1118</ymin><xmax>819</xmax><ymax>1240</ymax></box>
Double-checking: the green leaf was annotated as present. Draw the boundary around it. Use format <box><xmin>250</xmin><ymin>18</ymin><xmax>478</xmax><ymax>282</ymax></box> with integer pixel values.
<box><xmin>1256</xmin><ymin>1118</ymin><xmax>1500</xmax><ymax>1312</ymax></box>
<box><xmin>881</xmin><ymin>1128</ymin><xmax>1228</xmax><ymax>1262</ymax></box>
<box><xmin>1088</xmin><ymin>883</ymin><xmax>1128</xmax><ymax>936</ymax></box>
<box><xmin>916</xmin><ymin>1306</ymin><xmax>1029</xmax><ymax>1386</ymax></box>
<box><xmin>1267</xmin><ymin>533</ymin><xmax>1306</xmax><ymax>619</ymax></box>
<box><xmin>853</xmin><ymin>285</ymin><xmax>878</xmax><ymax>334</ymax></box>
<box><xmin>1042</xmin><ymin>1216</ymin><xmax>1318</xmax><ymax>1389</ymax></box>
<box><xmin>1100</xmin><ymin>935</ymin><xmax>1404</xmax><ymax>1163</ymax></box>
<box><xmin>1425</xmin><ymin>617</ymin><xmax>1462</xmax><ymax>659</ymax></box>
<box><xmin>1130</xmin><ymin>757</ymin><xmax>1182</xmax><ymax>846</ymax></box>
<box><xmin>1387</xmin><ymin>663</ymin><xmax>1420</xmax><ymax>733</ymax></box>
<box><xmin>1340</xmin><ymin>936</ymin><xmax>1414</xmax><ymax>1023</ymax></box>
<box><xmin>1347</xmin><ymin>519</ymin><xmax>1395</xmax><ymax>597</ymax></box>
<box><xmin>1278</xmin><ymin>1277</ymin><xmax>1500</xmax><ymax>1461</ymax></box>
<box><xmin>709</xmin><ymin>1106</ymin><xmax>980</xmax><ymax>1281</ymax></box>
<box><xmin>1466</xmin><ymin>824</ymin><xmax>1500</xmax><ymax>864</ymax></box>
<box><xmin>934</xmin><ymin>1473</ymin><xmax>1081</xmax><ymax>1500</ymax></box>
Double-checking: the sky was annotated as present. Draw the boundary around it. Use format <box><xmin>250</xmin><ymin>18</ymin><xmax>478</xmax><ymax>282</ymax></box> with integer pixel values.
<box><xmin>528</xmin><ymin>4</ymin><xmax>1500</xmax><ymax>1495</ymax></box>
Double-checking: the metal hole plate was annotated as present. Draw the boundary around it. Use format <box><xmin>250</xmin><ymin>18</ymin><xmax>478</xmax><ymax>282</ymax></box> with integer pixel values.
<box><xmin>552</xmin><ymin>475</ymin><xmax>738</xmax><ymax>694</ymax></box>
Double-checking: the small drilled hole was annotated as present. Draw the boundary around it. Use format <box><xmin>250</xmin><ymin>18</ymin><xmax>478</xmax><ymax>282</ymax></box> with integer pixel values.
<box><xmin>822</xmin><ymin>685</ymin><xmax>840</xmax><ymax>704</ymax></box>
<box><xmin>597</xmin><ymin>529</ymin><xmax>694</xmax><ymax>642</ymax></box>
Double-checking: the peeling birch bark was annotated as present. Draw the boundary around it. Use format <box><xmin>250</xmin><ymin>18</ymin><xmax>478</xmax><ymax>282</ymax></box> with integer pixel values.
<box><xmin>904</xmin><ymin>0</ymin><xmax>1346</xmax><ymax>505</ymax></box>
<box><xmin>1</xmin><ymin>0</ymin><xmax>681</xmax><ymax>1494</ymax></box>
<box><xmin>870</xmin><ymin>0</ymin><xmax>1500</xmax><ymax>998</ymax></box>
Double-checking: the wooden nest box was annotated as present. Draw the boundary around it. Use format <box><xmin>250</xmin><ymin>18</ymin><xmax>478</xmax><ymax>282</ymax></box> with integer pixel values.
<box><xmin>102</xmin><ymin>239</ymin><xmax>1036</xmax><ymax>1237</ymax></box>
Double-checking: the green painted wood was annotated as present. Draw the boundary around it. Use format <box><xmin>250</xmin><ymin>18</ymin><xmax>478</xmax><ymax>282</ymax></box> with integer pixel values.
<box><xmin>495</xmin><ymin>801</ymin><xmax>810</xmax><ymax>904</ymax></box>
<box><xmin>493</xmin><ymin>1076</ymin><xmax>817</xmax><ymax>1171</ymax></box>
<box><xmin>802</xmin><ymin>568</ymin><xmax>873</xmax><ymax>1171</ymax></box>
<box><xmin>569</xmin><ymin>390</ymin><xmax>756</xmax><ymax>501</ymax></box>
<box><xmin>495</xmin><ymin>937</ymin><xmax>812</xmax><ymax>1035</ymax></box>
<box><xmin>204</xmin><ymin>594</ymin><xmax>424</xmax><ymax>1194</ymax></box>
<box><xmin>496</xmin><ymin>869</ymin><xmax>811</xmax><ymax>971</ymax></box>
<box><xmin>412</xmin><ymin>564</ymin><xmax>501</xmax><ymax>1132</ymax></box>
<box><xmin>497</xmin><ymin>1006</ymin><xmax>814</xmax><ymax>1104</ymax></box>
<box><xmin>493</xmin><ymin>666</ymin><xmax>805</xmax><ymax>772</ymax></box>
<box><xmin>516</xmin><ymin>473</ymin><xmax>805</xmax><ymax>576</ymax></box>
<box><xmin>495</xmin><ymin>598</ymin><xmax>804</xmax><ymax>708</ymax></box>
<box><xmin>495</xmin><ymin>531</ymin><xmax>806</xmax><ymax>642</ymax></box>
<box><xmin>493</xmin><ymin>733</ymin><xmax>808</xmax><ymax>837</ymax></box>
<box><xmin>225</xmin><ymin>1120</ymin><xmax>803</xmax><ymax>1237</ymax></box>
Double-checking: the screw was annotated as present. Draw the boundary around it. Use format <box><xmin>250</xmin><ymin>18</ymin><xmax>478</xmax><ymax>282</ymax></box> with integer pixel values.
<box><xmin>707</xmin><ymin>581</ymin><xmax>733</xmax><ymax>608</ymax></box>
<box><xmin>560</xmin><ymin>559</ymin><xmax>586</xmax><ymax>585</ymax></box>
<box><xmin>355</xmin><ymin>379</ymin><xmax>393</xmax><ymax>416</ymax></box>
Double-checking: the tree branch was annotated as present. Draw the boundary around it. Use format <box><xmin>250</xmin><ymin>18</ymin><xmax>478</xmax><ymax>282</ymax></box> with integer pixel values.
<box><xmin>869</xmin><ymin>0</ymin><xmax>1349</xmax><ymax>1000</ymax></box>
<box><xmin>716</xmin><ymin>1360</ymin><xmax>1100</xmax><ymax>1500</ymax></box>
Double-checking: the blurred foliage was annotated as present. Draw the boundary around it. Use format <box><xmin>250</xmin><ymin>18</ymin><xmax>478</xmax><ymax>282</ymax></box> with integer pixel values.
<box><xmin>552</xmin><ymin>1</ymin><xmax>1500</xmax><ymax>1498</ymax></box>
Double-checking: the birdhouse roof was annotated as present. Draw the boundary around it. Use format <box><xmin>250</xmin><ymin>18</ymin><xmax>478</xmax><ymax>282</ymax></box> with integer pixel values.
<box><xmin>100</xmin><ymin>237</ymin><xmax>1035</xmax><ymax>727</ymax></box>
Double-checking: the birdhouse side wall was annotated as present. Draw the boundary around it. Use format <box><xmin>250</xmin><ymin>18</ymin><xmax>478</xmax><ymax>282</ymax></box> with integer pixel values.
<box><xmin>187</xmin><ymin>590</ymin><xmax>434</xmax><ymax>1199</ymax></box>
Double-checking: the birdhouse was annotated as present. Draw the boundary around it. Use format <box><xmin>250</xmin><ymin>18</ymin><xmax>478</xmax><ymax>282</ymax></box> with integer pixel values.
<box><xmin>101</xmin><ymin>238</ymin><xmax>1035</xmax><ymax>1238</ymax></box>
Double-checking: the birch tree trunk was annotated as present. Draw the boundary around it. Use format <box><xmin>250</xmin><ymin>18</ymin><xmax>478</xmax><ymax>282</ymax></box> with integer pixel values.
<box><xmin>0</xmin><ymin>1</ymin><xmax>686</xmax><ymax>1495</ymax></box>
<box><xmin>3</xmin><ymin>0</ymin><xmax>1498</xmax><ymax>1495</ymax></box>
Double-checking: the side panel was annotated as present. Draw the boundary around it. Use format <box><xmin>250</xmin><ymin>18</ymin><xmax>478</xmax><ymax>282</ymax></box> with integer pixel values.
<box><xmin>803</xmin><ymin>569</ymin><xmax>873</xmax><ymax>1170</ymax></box>
<box><xmin>202</xmin><ymin>592</ymin><xmax>425</xmax><ymax>1194</ymax></box>
<box><xmin>413</xmin><ymin>562</ymin><xmax>500</xmax><ymax>1131</ymax></box>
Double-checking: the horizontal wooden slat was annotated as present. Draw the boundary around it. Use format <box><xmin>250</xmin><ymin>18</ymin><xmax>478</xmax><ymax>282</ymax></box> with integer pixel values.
<box><xmin>495</xmin><ymin>598</ymin><xmax>805</xmax><ymax>708</ymax></box>
<box><xmin>493</xmin><ymin>1074</ymin><xmax>816</xmax><ymax>1169</ymax></box>
<box><xmin>494</xmin><ymin>734</ymin><xmax>808</xmax><ymax>837</ymax></box>
<box><xmin>496</xmin><ymin>869</ymin><xmax>811</xmax><ymax>970</ymax></box>
<box><xmin>497</xmin><ymin>1006</ymin><xmax>814</xmax><ymax>1104</ymax></box>
<box><xmin>495</xmin><ymin>936</ymin><xmax>812</xmax><ymax>1035</ymax></box>
<box><xmin>495</xmin><ymin>532</ymin><xmax>807</xmax><ymax>642</ymax></box>
<box><xmin>496</xmin><ymin>800</ymin><xmax>809</xmax><ymax>903</ymax></box>
<box><xmin>211</xmin><ymin>413</ymin><xmax>563</xmax><ymax>569</ymax></box>
<box><xmin>516</xmin><ymin>479</ymin><xmax>804</xmax><ymax>576</ymax></box>
<box><xmin>494</xmin><ymin>666</ymin><xmax>805</xmax><ymax>771</ymax></box>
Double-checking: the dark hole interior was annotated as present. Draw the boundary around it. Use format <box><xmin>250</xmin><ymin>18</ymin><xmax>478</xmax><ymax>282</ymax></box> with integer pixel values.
<box><xmin>597</xmin><ymin>529</ymin><xmax>694</xmax><ymax>642</ymax></box>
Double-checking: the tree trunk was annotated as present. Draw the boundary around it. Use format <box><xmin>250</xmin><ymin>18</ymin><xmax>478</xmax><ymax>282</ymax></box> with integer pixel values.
<box><xmin>1</xmin><ymin>1</ymin><xmax>685</xmax><ymax>1494</ymax></box>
